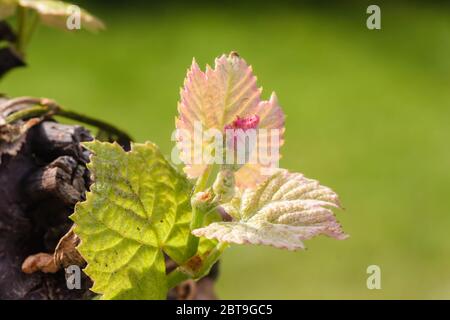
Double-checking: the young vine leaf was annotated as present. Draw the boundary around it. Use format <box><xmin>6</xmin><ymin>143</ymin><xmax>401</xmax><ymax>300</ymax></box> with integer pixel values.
<box><xmin>193</xmin><ymin>169</ymin><xmax>348</xmax><ymax>250</ymax></box>
<box><xmin>71</xmin><ymin>141</ymin><xmax>193</xmax><ymax>299</ymax></box>
<box><xmin>20</xmin><ymin>0</ymin><xmax>105</xmax><ymax>32</ymax></box>
<box><xmin>0</xmin><ymin>0</ymin><xmax>104</xmax><ymax>32</ymax></box>
<box><xmin>176</xmin><ymin>52</ymin><xmax>285</xmax><ymax>189</ymax></box>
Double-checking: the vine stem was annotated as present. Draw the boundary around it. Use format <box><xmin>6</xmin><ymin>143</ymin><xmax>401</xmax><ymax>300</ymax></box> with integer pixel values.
<box><xmin>168</xmin><ymin>165</ymin><xmax>227</xmax><ymax>289</ymax></box>
<box><xmin>167</xmin><ymin>242</ymin><xmax>228</xmax><ymax>289</ymax></box>
<box><xmin>0</xmin><ymin>97</ymin><xmax>132</xmax><ymax>142</ymax></box>
<box><xmin>184</xmin><ymin>165</ymin><xmax>214</xmax><ymax>259</ymax></box>
<box><xmin>166</xmin><ymin>268</ymin><xmax>190</xmax><ymax>289</ymax></box>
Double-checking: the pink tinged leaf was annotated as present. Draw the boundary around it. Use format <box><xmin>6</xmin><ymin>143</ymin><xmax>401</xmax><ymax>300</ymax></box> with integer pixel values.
<box><xmin>19</xmin><ymin>0</ymin><xmax>105</xmax><ymax>32</ymax></box>
<box><xmin>175</xmin><ymin>53</ymin><xmax>285</xmax><ymax>185</ymax></box>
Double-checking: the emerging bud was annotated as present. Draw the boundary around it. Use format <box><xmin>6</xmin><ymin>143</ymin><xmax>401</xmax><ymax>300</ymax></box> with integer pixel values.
<box><xmin>212</xmin><ymin>169</ymin><xmax>235</xmax><ymax>203</ymax></box>
<box><xmin>223</xmin><ymin>115</ymin><xmax>260</xmax><ymax>171</ymax></box>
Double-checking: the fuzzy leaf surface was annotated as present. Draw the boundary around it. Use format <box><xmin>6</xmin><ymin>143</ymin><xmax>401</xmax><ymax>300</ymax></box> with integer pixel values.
<box><xmin>193</xmin><ymin>169</ymin><xmax>347</xmax><ymax>250</ymax></box>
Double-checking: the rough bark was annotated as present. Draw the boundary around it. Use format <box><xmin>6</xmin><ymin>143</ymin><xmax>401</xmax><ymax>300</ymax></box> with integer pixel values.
<box><xmin>0</xmin><ymin>121</ymin><xmax>93</xmax><ymax>299</ymax></box>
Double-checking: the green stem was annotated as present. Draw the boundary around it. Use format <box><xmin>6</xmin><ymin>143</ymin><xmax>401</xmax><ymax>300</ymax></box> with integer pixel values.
<box><xmin>184</xmin><ymin>206</ymin><xmax>205</xmax><ymax>259</ymax></box>
<box><xmin>167</xmin><ymin>268</ymin><xmax>190</xmax><ymax>289</ymax></box>
<box><xmin>58</xmin><ymin>109</ymin><xmax>133</xmax><ymax>142</ymax></box>
<box><xmin>194</xmin><ymin>165</ymin><xmax>213</xmax><ymax>193</ymax></box>
<box><xmin>194</xmin><ymin>242</ymin><xmax>228</xmax><ymax>279</ymax></box>
<box><xmin>184</xmin><ymin>165</ymin><xmax>214</xmax><ymax>259</ymax></box>
<box><xmin>0</xmin><ymin>97</ymin><xmax>132</xmax><ymax>142</ymax></box>
<box><xmin>24</xmin><ymin>11</ymin><xmax>39</xmax><ymax>47</ymax></box>
<box><xmin>167</xmin><ymin>242</ymin><xmax>228</xmax><ymax>289</ymax></box>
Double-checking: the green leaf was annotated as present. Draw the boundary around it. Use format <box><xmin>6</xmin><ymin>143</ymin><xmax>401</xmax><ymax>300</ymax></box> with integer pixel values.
<box><xmin>71</xmin><ymin>141</ymin><xmax>193</xmax><ymax>300</ymax></box>
<box><xmin>193</xmin><ymin>169</ymin><xmax>347</xmax><ymax>251</ymax></box>
<box><xmin>18</xmin><ymin>0</ymin><xmax>105</xmax><ymax>32</ymax></box>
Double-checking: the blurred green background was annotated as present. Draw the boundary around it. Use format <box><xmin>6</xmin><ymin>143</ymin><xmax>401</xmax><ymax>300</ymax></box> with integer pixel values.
<box><xmin>2</xmin><ymin>0</ymin><xmax>450</xmax><ymax>299</ymax></box>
